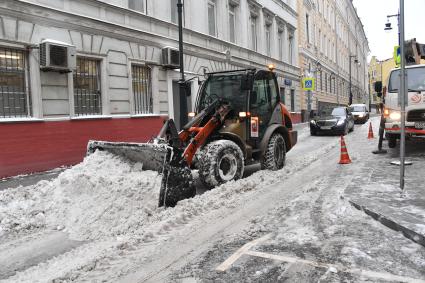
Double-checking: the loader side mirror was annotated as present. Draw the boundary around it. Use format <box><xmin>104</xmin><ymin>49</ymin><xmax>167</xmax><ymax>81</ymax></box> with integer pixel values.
<box><xmin>241</xmin><ymin>73</ymin><xmax>254</xmax><ymax>91</ymax></box>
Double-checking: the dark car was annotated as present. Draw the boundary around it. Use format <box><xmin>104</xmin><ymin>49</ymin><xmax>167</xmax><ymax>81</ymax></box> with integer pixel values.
<box><xmin>349</xmin><ymin>104</ymin><xmax>369</xmax><ymax>124</ymax></box>
<box><xmin>310</xmin><ymin>107</ymin><xmax>355</xmax><ymax>136</ymax></box>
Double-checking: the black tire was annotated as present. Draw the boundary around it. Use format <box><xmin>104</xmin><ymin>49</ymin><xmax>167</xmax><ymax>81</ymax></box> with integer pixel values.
<box><xmin>310</xmin><ymin>129</ymin><xmax>317</xmax><ymax>136</ymax></box>
<box><xmin>388</xmin><ymin>135</ymin><xmax>397</xmax><ymax>148</ymax></box>
<box><xmin>261</xmin><ymin>133</ymin><xmax>286</xmax><ymax>171</ymax></box>
<box><xmin>198</xmin><ymin>140</ymin><xmax>244</xmax><ymax>189</ymax></box>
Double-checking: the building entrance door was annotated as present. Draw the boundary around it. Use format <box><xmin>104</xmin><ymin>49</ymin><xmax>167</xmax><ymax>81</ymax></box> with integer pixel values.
<box><xmin>172</xmin><ymin>81</ymin><xmax>192</xmax><ymax>130</ymax></box>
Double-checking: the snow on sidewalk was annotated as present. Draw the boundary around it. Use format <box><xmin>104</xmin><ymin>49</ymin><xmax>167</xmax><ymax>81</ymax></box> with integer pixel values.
<box><xmin>0</xmin><ymin>151</ymin><xmax>160</xmax><ymax>240</ymax></box>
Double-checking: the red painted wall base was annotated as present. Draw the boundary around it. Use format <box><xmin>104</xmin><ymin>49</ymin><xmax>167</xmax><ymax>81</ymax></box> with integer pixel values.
<box><xmin>290</xmin><ymin>112</ymin><xmax>302</xmax><ymax>124</ymax></box>
<box><xmin>0</xmin><ymin>117</ymin><xmax>166</xmax><ymax>179</ymax></box>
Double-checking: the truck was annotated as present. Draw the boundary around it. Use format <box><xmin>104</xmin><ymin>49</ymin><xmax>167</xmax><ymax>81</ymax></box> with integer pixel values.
<box><xmin>383</xmin><ymin>39</ymin><xmax>425</xmax><ymax>148</ymax></box>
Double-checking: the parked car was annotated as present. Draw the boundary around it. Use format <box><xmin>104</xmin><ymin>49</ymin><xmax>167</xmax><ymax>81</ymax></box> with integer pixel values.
<box><xmin>310</xmin><ymin>106</ymin><xmax>355</xmax><ymax>136</ymax></box>
<box><xmin>349</xmin><ymin>104</ymin><xmax>369</xmax><ymax>123</ymax></box>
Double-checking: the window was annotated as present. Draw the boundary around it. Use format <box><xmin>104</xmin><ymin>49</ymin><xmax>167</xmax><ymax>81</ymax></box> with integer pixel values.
<box><xmin>208</xmin><ymin>0</ymin><xmax>216</xmax><ymax>37</ymax></box>
<box><xmin>74</xmin><ymin>57</ymin><xmax>102</xmax><ymax>116</ymax></box>
<box><xmin>290</xmin><ymin>89</ymin><xmax>295</xmax><ymax>112</ymax></box>
<box><xmin>229</xmin><ymin>5</ymin><xmax>236</xmax><ymax>43</ymax></box>
<box><xmin>325</xmin><ymin>73</ymin><xmax>328</xmax><ymax>92</ymax></box>
<box><xmin>324</xmin><ymin>35</ymin><xmax>327</xmax><ymax>57</ymax></box>
<box><xmin>288</xmin><ymin>33</ymin><xmax>294</xmax><ymax>64</ymax></box>
<box><xmin>319</xmin><ymin>30</ymin><xmax>322</xmax><ymax>52</ymax></box>
<box><xmin>280</xmin><ymin>87</ymin><xmax>286</xmax><ymax>104</ymax></box>
<box><xmin>319</xmin><ymin>71</ymin><xmax>322</xmax><ymax>90</ymax></box>
<box><xmin>132</xmin><ymin>65</ymin><xmax>152</xmax><ymax>114</ymax></box>
<box><xmin>250</xmin><ymin>15</ymin><xmax>257</xmax><ymax>51</ymax></box>
<box><xmin>265</xmin><ymin>24</ymin><xmax>271</xmax><ymax>56</ymax></box>
<box><xmin>128</xmin><ymin>0</ymin><xmax>145</xmax><ymax>13</ymax></box>
<box><xmin>278</xmin><ymin>29</ymin><xmax>283</xmax><ymax>60</ymax></box>
<box><xmin>0</xmin><ymin>47</ymin><xmax>30</xmax><ymax>118</ymax></box>
<box><xmin>305</xmin><ymin>14</ymin><xmax>310</xmax><ymax>44</ymax></box>
<box><xmin>171</xmin><ymin>0</ymin><xmax>178</xmax><ymax>24</ymax></box>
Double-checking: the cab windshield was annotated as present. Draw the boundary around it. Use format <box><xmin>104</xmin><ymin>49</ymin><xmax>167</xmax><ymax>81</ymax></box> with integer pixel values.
<box><xmin>198</xmin><ymin>74</ymin><xmax>247</xmax><ymax>113</ymax></box>
<box><xmin>349</xmin><ymin>106</ymin><xmax>366</xmax><ymax>112</ymax></box>
<box><xmin>388</xmin><ymin>66</ymin><xmax>425</xmax><ymax>92</ymax></box>
<box><xmin>331</xmin><ymin>107</ymin><xmax>347</xmax><ymax>117</ymax></box>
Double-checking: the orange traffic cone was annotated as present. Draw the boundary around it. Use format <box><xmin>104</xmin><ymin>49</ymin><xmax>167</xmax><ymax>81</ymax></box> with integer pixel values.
<box><xmin>339</xmin><ymin>136</ymin><xmax>352</xmax><ymax>164</ymax></box>
<box><xmin>367</xmin><ymin>122</ymin><xmax>374</xmax><ymax>139</ymax></box>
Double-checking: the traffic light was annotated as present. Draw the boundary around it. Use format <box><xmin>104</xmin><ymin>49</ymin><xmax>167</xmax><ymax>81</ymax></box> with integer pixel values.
<box><xmin>374</xmin><ymin>81</ymin><xmax>383</xmax><ymax>97</ymax></box>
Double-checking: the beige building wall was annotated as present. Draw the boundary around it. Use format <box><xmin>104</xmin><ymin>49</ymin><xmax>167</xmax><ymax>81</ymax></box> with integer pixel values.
<box><xmin>297</xmin><ymin>0</ymin><xmax>369</xmax><ymax>119</ymax></box>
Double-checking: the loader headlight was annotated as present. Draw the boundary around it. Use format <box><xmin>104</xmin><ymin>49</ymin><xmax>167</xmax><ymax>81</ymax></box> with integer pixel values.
<box><xmin>188</xmin><ymin>112</ymin><xmax>196</xmax><ymax>118</ymax></box>
<box><xmin>389</xmin><ymin>111</ymin><xmax>401</xmax><ymax>121</ymax></box>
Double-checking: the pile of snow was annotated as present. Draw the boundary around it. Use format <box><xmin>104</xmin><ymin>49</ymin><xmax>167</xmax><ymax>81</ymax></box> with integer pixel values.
<box><xmin>0</xmin><ymin>151</ymin><xmax>160</xmax><ymax>240</ymax></box>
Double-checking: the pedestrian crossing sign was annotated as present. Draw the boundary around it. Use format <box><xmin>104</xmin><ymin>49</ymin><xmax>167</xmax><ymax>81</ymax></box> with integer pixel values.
<box><xmin>302</xmin><ymin>78</ymin><xmax>315</xmax><ymax>91</ymax></box>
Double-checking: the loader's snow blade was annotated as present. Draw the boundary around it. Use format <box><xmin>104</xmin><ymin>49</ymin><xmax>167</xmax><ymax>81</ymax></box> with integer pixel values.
<box><xmin>87</xmin><ymin>140</ymin><xmax>172</xmax><ymax>173</ymax></box>
<box><xmin>88</xmin><ymin>140</ymin><xmax>195</xmax><ymax>207</ymax></box>
<box><xmin>158</xmin><ymin>163</ymin><xmax>195</xmax><ymax>207</ymax></box>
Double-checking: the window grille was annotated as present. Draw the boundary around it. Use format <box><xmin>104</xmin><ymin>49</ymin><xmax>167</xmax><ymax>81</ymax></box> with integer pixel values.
<box><xmin>74</xmin><ymin>57</ymin><xmax>102</xmax><ymax>116</ymax></box>
<box><xmin>131</xmin><ymin>65</ymin><xmax>152</xmax><ymax>114</ymax></box>
<box><xmin>0</xmin><ymin>47</ymin><xmax>30</xmax><ymax>118</ymax></box>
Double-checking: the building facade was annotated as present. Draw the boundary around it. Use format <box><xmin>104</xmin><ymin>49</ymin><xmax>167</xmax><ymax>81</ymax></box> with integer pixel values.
<box><xmin>0</xmin><ymin>0</ymin><xmax>300</xmax><ymax>178</ymax></box>
<box><xmin>297</xmin><ymin>0</ymin><xmax>369</xmax><ymax>118</ymax></box>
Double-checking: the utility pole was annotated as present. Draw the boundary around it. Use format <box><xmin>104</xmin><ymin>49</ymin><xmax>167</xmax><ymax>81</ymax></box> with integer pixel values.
<box><xmin>399</xmin><ymin>0</ymin><xmax>406</xmax><ymax>191</ymax></box>
<box><xmin>348</xmin><ymin>55</ymin><xmax>357</xmax><ymax>105</ymax></box>
<box><xmin>177</xmin><ymin>0</ymin><xmax>188</xmax><ymax>128</ymax></box>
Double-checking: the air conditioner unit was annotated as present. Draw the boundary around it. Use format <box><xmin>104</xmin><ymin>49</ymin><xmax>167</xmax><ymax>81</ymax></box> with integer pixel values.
<box><xmin>39</xmin><ymin>40</ymin><xmax>76</xmax><ymax>72</ymax></box>
<box><xmin>162</xmin><ymin>47</ymin><xmax>180</xmax><ymax>68</ymax></box>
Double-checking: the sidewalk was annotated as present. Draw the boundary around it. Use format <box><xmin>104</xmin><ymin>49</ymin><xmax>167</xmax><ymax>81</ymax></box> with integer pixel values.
<box><xmin>0</xmin><ymin>169</ymin><xmax>63</xmax><ymax>191</ymax></box>
<box><xmin>345</xmin><ymin>139</ymin><xmax>425</xmax><ymax>248</ymax></box>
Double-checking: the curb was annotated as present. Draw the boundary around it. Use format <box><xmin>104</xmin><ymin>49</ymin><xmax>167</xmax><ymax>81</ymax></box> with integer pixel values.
<box><xmin>348</xmin><ymin>199</ymin><xmax>425</xmax><ymax>248</ymax></box>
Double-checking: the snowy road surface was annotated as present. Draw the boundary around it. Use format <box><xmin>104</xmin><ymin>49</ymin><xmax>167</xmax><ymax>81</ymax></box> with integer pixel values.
<box><xmin>0</xmin><ymin>117</ymin><xmax>424</xmax><ymax>282</ymax></box>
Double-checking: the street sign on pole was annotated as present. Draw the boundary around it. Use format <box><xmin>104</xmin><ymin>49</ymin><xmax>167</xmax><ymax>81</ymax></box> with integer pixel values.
<box><xmin>302</xmin><ymin>78</ymin><xmax>315</xmax><ymax>91</ymax></box>
<box><xmin>394</xmin><ymin>45</ymin><xmax>401</xmax><ymax>66</ymax></box>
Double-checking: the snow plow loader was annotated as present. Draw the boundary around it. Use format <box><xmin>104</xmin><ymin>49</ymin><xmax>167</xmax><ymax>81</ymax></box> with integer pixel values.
<box><xmin>87</xmin><ymin>68</ymin><xmax>297</xmax><ymax>207</ymax></box>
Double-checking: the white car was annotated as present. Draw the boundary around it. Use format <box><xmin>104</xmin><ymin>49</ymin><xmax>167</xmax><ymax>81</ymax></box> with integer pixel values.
<box><xmin>349</xmin><ymin>104</ymin><xmax>369</xmax><ymax>124</ymax></box>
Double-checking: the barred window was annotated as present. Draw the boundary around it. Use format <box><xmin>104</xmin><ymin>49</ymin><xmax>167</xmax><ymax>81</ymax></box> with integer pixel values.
<box><xmin>131</xmin><ymin>65</ymin><xmax>152</xmax><ymax>114</ymax></box>
<box><xmin>0</xmin><ymin>47</ymin><xmax>30</xmax><ymax>118</ymax></box>
<box><xmin>74</xmin><ymin>57</ymin><xmax>102</xmax><ymax>116</ymax></box>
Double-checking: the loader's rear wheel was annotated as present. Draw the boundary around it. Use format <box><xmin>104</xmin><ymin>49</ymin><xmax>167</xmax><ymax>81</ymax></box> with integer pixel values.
<box><xmin>198</xmin><ymin>140</ymin><xmax>244</xmax><ymax>189</ymax></box>
<box><xmin>261</xmin><ymin>133</ymin><xmax>286</xmax><ymax>171</ymax></box>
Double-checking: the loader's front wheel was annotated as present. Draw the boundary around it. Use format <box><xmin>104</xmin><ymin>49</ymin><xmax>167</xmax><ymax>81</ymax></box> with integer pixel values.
<box><xmin>261</xmin><ymin>132</ymin><xmax>286</xmax><ymax>171</ymax></box>
<box><xmin>199</xmin><ymin>140</ymin><xmax>244</xmax><ymax>189</ymax></box>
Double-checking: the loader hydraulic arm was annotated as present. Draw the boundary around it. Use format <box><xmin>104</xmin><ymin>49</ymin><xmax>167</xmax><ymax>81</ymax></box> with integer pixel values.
<box><xmin>181</xmin><ymin>102</ymin><xmax>231</xmax><ymax>166</ymax></box>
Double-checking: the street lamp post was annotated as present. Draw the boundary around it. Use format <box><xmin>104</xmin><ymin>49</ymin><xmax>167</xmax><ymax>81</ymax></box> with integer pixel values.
<box><xmin>348</xmin><ymin>55</ymin><xmax>358</xmax><ymax>105</ymax></box>
<box><xmin>385</xmin><ymin>2</ymin><xmax>408</xmax><ymax>192</ymax></box>
<box><xmin>177</xmin><ymin>0</ymin><xmax>188</xmax><ymax>129</ymax></box>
